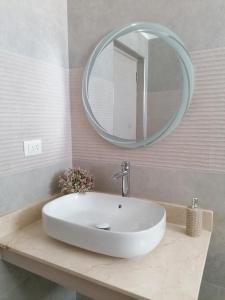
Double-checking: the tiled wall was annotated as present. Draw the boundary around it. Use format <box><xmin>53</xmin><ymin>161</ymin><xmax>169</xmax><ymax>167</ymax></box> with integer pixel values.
<box><xmin>0</xmin><ymin>50</ymin><xmax>71</xmax><ymax>179</ymax></box>
<box><xmin>0</xmin><ymin>1</ymin><xmax>75</xmax><ymax>299</ymax></box>
<box><xmin>68</xmin><ymin>1</ymin><xmax>225</xmax><ymax>299</ymax></box>
<box><xmin>0</xmin><ymin>0</ymin><xmax>69</xmax><ymax>67</ymax></box>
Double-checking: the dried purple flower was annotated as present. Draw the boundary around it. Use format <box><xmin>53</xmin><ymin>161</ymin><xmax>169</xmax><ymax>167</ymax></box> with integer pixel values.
<box><xmin>59</xmin><ymin>167</ymin><xmax>94</xmax><ymax>194</ymax></box>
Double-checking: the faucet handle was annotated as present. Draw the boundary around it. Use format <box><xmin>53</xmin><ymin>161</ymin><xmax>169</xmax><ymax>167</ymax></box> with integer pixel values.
<box><xmin>121</xmin><ymin>161</ymin><xmax>130</xmax><ymax>170</ymax></box>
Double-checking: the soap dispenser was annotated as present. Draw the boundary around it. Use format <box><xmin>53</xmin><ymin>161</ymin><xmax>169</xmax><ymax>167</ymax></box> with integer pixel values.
<box><xmin>186</xmin><ymin>198</ymin><xmax>202</xmax><ymax>237</ymax></box>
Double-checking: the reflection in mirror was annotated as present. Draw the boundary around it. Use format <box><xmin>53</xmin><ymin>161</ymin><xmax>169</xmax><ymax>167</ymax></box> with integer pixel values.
<box><xmin>89</xmin><ymin>30</ymin><xmax>182</xmax><ymax>141</ymax></box>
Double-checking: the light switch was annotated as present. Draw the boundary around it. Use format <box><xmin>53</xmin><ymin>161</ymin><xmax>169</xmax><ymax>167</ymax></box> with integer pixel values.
<box><xmin>24</xmin><ymin>139</ymin><xmax>42</xmax><ymax>157</ymax></box>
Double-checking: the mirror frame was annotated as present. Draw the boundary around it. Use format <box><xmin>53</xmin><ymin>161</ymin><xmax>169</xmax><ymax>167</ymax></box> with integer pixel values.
<box><xmin>82</xmin><ymin>22</ymin><xmax>194</xmax><ymax>148</ymax></box>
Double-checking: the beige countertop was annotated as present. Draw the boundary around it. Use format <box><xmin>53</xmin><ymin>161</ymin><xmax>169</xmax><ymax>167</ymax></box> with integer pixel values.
<box><xmin>0</xmin><ymin>196</ymin><xmax>213</xmax><ymax>300</ymax></box>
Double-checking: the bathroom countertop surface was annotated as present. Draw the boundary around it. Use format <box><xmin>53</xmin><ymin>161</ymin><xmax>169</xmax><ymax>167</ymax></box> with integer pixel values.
<box><xmin>0</xmin><ymin>220</ymin><xmax>211</xmax><ymax>300</ymax></box>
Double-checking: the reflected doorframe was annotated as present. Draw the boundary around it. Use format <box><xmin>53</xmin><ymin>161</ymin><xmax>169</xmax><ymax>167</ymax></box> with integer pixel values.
<box><xmin>113</xmin><ymin>40</ymin><xmax>147</xmax><ymax>140</ymax></box>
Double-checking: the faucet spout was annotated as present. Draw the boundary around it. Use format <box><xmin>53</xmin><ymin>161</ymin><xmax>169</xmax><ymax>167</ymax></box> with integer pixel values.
<box><xmin>112</xmin><ymin>170</ymin><xmax>128</xmax><ymax>180</ymax></box>
<box><xmin>112</xmin><ymin>171</ymin><xmax>122</xmax><ymax>180</ymax></box>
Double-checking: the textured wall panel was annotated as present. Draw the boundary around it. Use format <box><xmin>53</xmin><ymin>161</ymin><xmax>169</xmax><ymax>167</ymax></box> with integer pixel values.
<box><xmin>71</xmin><ymin>47</ymin><xmax>225</xmax><ymax>174</ymax></box>
<box><xmin>0</xmin><ymin>50</ymin><xmax>72</xmax><ymax>177</ymax></box>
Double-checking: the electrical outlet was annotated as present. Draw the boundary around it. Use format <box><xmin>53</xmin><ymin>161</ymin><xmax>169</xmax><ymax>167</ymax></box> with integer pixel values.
<box><xmin>24</xmin><ymin>139</ymin><xmax>42</xmax><ymax>157</ymax></box>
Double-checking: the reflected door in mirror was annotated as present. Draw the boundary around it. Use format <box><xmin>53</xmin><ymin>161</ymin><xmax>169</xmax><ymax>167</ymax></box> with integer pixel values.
<box><xmin>113</xmin><ymin>47</ymin><xmax>137</xmax><ymax>139</ymax></box>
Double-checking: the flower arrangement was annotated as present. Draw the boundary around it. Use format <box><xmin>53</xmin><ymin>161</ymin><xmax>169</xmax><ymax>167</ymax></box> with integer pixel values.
<box><xmin>59</xmin><ymin>167</ymin><xmax>94</xmax><ymax>194</ymax></box>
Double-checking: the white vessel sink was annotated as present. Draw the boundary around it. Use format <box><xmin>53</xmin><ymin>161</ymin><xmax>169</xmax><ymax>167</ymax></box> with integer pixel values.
<box><xmin>42</xmin><ymin>192</ymin><xmax>166</xmax><ymax>258</ymax></box>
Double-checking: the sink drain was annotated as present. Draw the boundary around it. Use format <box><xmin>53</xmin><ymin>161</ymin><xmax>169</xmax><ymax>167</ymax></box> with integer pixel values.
<box><xmin>95</xmin><ymin>223</ymin><xmax>111</xmax><ymax>231</ymax></box>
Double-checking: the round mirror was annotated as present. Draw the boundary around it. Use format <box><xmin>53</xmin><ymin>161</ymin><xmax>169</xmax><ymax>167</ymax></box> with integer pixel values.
<box><xmin>82</xmin><ymin>22</ymin><xmax>194</xmax><ymax>148</ymax></box>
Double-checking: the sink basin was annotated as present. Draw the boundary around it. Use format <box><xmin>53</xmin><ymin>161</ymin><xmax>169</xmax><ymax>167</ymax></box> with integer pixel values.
<box><xmin>42</xmin><ymin>192</ymin><xmax>166</xmax><ymax>258</ymax></box>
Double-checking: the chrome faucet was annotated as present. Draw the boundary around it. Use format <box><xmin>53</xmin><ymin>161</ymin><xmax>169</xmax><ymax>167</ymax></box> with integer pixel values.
<box><xmin>112</xmin><ymin>161</ymin><xmax>130</xmax><ymax>197</ymax></box>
